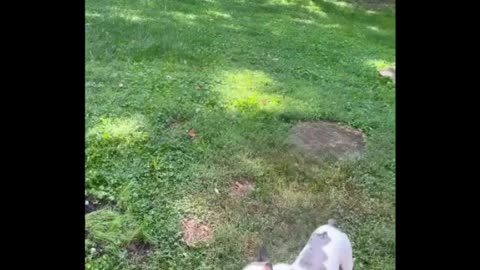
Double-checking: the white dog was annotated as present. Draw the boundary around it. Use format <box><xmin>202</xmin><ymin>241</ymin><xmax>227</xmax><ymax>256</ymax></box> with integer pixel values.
<box><xmin>242</xmin><ymin>219</ymin><xmax>353</xmax><ymax>270</ymax></box>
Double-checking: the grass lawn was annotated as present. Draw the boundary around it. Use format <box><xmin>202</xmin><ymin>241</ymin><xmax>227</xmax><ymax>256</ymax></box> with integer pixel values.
<box><xmin>85</xmin><ymin>0</ymin><xmax>395</xmax><ymax>269</ymax></box>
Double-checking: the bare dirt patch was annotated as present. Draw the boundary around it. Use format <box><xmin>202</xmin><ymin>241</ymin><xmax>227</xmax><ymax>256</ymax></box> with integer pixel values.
<box><xmin>230</xmin><ymin>178</ymin><xmax>255</xmax><ymax>198</ymax></box>
<box><xmin>126</xmin><ymin>239</ymin><xmax>153</xmax><ymax>260</ymax></box>
<box><xmin>181</xmin><ymin>217</ymin><xmax>213</xmax><ymax>247</ymax></box>
<box><xmin>291</xmin><ymin>121</ymin><xmax>365</xmax><ymax>160</ymax></box>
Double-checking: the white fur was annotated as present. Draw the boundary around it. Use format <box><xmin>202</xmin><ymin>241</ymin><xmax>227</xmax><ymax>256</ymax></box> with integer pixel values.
<box><xmin>291</xmin><ymin>224</ymin><xmax>353</xmax><ymax>270</ymax></box>
<box><xmin>242</xmin><ymin>223</ymin><xmax>353</xmax><ymax>270</ymax></box>
<box><xmin>272</xmin><ymin>263</ymin><xmax>291</xmax><ymax>270</ymax></box>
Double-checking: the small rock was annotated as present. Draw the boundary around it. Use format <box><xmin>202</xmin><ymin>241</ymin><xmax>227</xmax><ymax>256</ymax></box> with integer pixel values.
<box><xmin>379</xmin><ymin>66</ymin><xmax>395</xmax><ymax>81</ymax></box>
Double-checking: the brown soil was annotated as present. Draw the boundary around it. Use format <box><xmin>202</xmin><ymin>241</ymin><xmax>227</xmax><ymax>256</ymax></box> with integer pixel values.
<box><xmin>230</xmin><ymin>178</ymin><xmax>255</xmax><ymax>198</ymax></box>
<box><xmin>181</xmin><ymin>217</ymin><xmax>213</xmax><ymax>247</ymax></box>
<box><xmin>126</xmin><ymin>239</ymin><xmax>153</xmax><ymax>257</ymax></box>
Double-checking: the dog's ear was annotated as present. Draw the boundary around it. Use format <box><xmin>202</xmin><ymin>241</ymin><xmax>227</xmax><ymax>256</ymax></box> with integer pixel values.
<box><xmin>328</xmin><ymin>219</ymin><xmax>338</xmax><ymax>228</ymax></box>
<box><xmin>258</xmin><ymin>246</ymin><xmax>268</xmax><ymax>262</ymax></box>
<box><xmin>264</xmin><ymin>263</ymin><xmax>273</xmax><ymax>270</ymax></box>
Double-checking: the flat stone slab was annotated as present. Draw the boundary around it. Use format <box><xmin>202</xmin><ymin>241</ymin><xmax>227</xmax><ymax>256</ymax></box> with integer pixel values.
<box><xmin>290</xmin><ymin>121</ymin><xmax>365</xmax><ymax>160</ymax></box>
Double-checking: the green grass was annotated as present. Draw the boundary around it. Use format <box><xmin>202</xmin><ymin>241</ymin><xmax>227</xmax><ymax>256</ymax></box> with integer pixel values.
<box><xmin>85</xmin><ymin>0</ymin><xmax>395</xmax><ymax>269</ymax></box>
